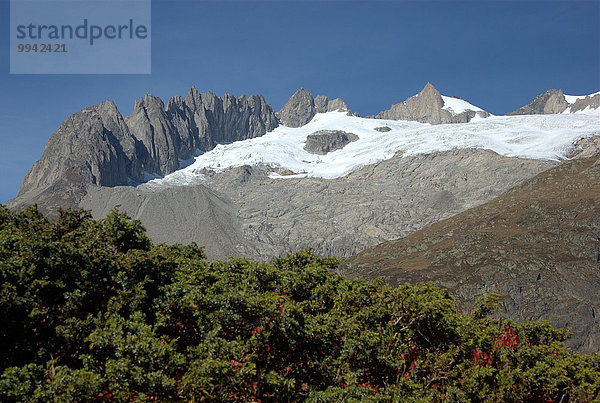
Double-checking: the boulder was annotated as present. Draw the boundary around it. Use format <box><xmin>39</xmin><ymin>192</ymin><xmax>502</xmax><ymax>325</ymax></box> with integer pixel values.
<box><xmin>304</xmin><ymin>130</ymin><xmax>359</xmax><ymax>155</ymax></box>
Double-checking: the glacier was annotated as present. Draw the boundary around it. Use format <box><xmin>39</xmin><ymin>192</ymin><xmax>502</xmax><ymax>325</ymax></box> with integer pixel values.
<box><xmin>148</xmin><ymin>108</ymin><xmax>600</xmax><ymax>187</ymax></box>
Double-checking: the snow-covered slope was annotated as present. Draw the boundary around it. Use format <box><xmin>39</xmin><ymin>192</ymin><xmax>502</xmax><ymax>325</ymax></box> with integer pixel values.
<box><xmin>150</xmin><ymin>110</ymin><xmax>600</xmax><ymax>186</ymax></box>
<box><xmin>440</xmin><ymin>95</ymin><xmax>488</xmax><ymax>115</ymax></box>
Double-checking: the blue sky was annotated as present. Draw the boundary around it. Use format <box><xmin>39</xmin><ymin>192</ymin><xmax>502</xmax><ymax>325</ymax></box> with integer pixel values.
<box><xmin>1</xmin><ymin>0</ymin><xmax>599</xmax><ymax>203</ymax></box>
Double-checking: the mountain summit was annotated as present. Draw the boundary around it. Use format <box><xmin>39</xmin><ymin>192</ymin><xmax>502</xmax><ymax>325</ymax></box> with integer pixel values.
<box><xmin>507</xmin><ymin>88</ymin><xmax>600</xmax><ymax>115</ymax></box>
<box><xmin>13</xmin><ymin>89</ymin><xmax>280</xmax><ymax>216</ymax></box>
<box><xmin>376</xmin><ymin>82</ymin><xmax>491</xmax><ymax>124</ymax></box>
<box><xmin>276</xmin><ymin>88</ymin><xmax>350</xmax><ymax>127</ymax></box>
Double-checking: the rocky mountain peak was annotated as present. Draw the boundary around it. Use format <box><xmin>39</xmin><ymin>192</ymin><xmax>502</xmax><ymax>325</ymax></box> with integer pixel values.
<box><xmin>376</xmin><ymin>83</ymin><xmax>443</xmax><ymax>124</ymax></box>
<box><xmin>290</xmin><ymin>88</ymin><xmax>313</xmax><ymax>102</ymax></box>
<box><xmin>277</xmin><ymin>88</ymin><xmax>350</xmax><ymax>128</ymax></box>
<box><xmin>13</xmin><ymin>87</ymin><xmax>280</xmax><ymax>211</ymax></box>
<box><xmin>166</xmin><ymin>95</ymin><xmax>186</xmax><ymax>112</ymax></box>
<box><xmin>133</xmin><ymin>93</ymin><xmax>166</xmax><ymax>113</ymax></box>
<box><xmin>15</xmin><ymin>99</ymin><xmax>143</xmax><ymax>208</ymax></box>
<box><xmin>277</xmin><ymin>88</ymin><xmax>315</xmax><ymax>128</ymax></box>
<box><xmin>506</xmin><ymin>88</ymin><xmax>569</xmax><ymax>115</ymax></box>
<box><xmin>375</xmin><ymin>82</ymin><xmax>490</xmax><ymax>124</ymax></box>
<box><xmin>420</xmin><ymin>82</ymin><xmax>440</xmax><ymax>97</ymax></box>
<box><xmin>507</xmin><ymin>88</ymin><xmax>600</xmax><ymax>115</ymax></box>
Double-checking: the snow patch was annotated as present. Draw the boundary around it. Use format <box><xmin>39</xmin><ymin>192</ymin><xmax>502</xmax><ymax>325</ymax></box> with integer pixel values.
<box><xmin>441</xmin><ymin>95</ymin><xmax>487</xmax><ymax>115</ymax></box>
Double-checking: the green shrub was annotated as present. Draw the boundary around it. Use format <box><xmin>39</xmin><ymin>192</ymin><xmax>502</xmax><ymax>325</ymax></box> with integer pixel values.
<box><xmin>0</xmin><ymin>205</ymin><xmax>598</xmax><ymax>401</ymax></box>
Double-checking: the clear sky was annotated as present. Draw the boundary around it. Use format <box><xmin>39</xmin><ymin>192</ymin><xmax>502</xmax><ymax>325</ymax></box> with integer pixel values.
<box><xmin>1</xmin><ymin>0</ymin><xmax>599</xmax><ymax>203</ymax></box>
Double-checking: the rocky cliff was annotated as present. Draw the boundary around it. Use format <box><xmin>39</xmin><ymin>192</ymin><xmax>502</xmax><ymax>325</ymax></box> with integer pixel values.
<box><xmin>569</xmin><ymin>93</ymin><xmax>600</xmax><ymax>113</ymax></box>
<box><xmin>17</xmin><ymin>101</ymin><xmax>144</xmax><ymax>198</ymax></box>
<box><xmin>375</xmin><ymin>83</ymin><xmax>491</xmax><ymax>124</ymax></box>
<box><xmin>340</xmin><ymin>155</ymin><xmax>600</xmax><ymax>352</ymax></box>
<box><xmin>507</xmin><ymin>89</ymin><xmax>600</xmax><ymax>115</ymax></box>
<box><xmin>10</xmin><ymin>88</ymin><xmax>280</xmax><ymax>215</ymax></box>
<box><xmin>506</xmin><ymin>89</ymin><xmax>569</xmax><ymax>115</ymax></box>
<box><xmin>277</xmin><ymin>88</ymin><xmax>350</xmax><ymax>127</ymax></box>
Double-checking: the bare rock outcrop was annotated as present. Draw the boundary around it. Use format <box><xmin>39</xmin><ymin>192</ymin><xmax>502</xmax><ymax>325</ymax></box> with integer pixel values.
<box><xmin>277</xmin><ymin>88</ymin><xmax>350</xmax><ymax>128</ymax></box>
<box><xmin>506</xmin><ymin>89</ymin><xmax>569</xmax><ymax>115</ymax></box>
<box><xmin>17</xmin><ymin>101</ymin><xmax>143</xmax><ymax>198</ymax></box>
<box><xmin>374</xmin><ymin>126</ymin><xmax>392</xmax><ymax>132</ymax></box>
<box><xmin>127</xmin><ymin>94</ymin><xmax>193</xmax><ymax>176</ymax></box>
<box><xmin>183</xmin><ymin>88</ymin><xmax>279</xmax><ymax>150</ymax></box>
<box><xmin>304</xmin><ymin>130</ymin><xmax>359</xmax><ymax>155</ymax></box>
<box><xmin>10</xmin><ymin>89</ymin><xmax>280</xmax><ymax>213</ymax></box>
<box><xmin>570</xmin><ymin>93</ymin><xmax>600</xmax><ymax>113</ymax></box>
<box><xmin>569</xmin><ymin>136</ymin><xmax>600</xmax><ymax>159</ymax></box>
<box><xmin>375</xmin><ymin>83</ymin><xmax>490</xmax><ymax>124</ymax></box>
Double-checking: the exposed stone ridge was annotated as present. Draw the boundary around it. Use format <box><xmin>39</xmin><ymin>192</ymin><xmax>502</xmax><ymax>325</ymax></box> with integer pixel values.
<box><xmin>568</xmin><ymin>135</ymin><xmax>600</xmax><ymax>159</ymax></box>
<box><xmin>569</xmin><ymin>93</ymin><xmax>600</xmax><ymax>113</ymax></box>
<box><xmin>17</xmin><ymin>101</ymin><xmax>143</xmax><ymax>197</ymax></box>
<box><xmin>15</xmin><ymin>89</ymin><xmax>280</xmax><ymax>204</ymax></box>
<box><xmin>277</xmin><ymin>88</ymin><xmax>350</xmax><ymax>128</ymax></box>
<box><xmin>506</xmin><ymin>89</ymin><xmax>569</xmax><ymax>115</ymax></box>
<box><xmin>375</xmin><ymin>83</ymin><xmax>489</xmax><ymax>124</ymax></box>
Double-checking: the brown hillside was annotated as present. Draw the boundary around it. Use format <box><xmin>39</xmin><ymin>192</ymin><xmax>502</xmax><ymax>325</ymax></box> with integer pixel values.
<box><xmin>341</xmin><ymin>155</ymin><xmax>600</xmax><ymax>352</ymax></box>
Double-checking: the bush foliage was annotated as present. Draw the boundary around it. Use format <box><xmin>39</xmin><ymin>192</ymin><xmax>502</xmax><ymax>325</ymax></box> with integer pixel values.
<box><xmin>1</xmin><ymin>205</ymin><xmax>599</xmax><ymax>401</ymax></box>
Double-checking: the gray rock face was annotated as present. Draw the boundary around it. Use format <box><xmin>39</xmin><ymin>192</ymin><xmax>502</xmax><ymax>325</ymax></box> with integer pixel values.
<box><xmin>569</xmin><ymin>136</ymin><xmax>600</xmax><ymax>159</ymax></box>
<box><xmin>376</xmin><ymin>83</ymin><xmax>490</xmax><ymax>124</ymax></box>
<box><xmin>126</xmin><ymin>94</ymin><xmax>190</xmax><ymax>176</ymax></box>
<box><xmin>304</xmin><ymin>130</ymin><xmax>359</xmax><ymax>155</ymax></box>
<box><xmin>277</xmin><ymin>88</ymin><xmax>350</xmax><ymax>128</ymax></box>
<box><xmin>570</xmin><ymin>93</ymin><xmax>600</xmax><ymax>113</ymax></box>
<box><xmin>13</xmin><ymin>89</ymin><xmax>280</xmax><ymax>209</ymax></box>
<box><xmin>184</xmin><ymin>88</ymin><xmax>280</xmax><ymax>150</ymax></box>
<box><xmin>506</xmin><ymin>89</ymin><xmax>569</xmax><ymax>115</ymax></box>
<box><xmin>17</xmin><ymin>101</ymin><xmax>143</xmax><ymax>198</ymax></box>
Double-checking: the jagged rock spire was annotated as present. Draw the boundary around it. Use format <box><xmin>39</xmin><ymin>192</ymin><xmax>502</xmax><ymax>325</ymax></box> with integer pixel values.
<box><xmin>277</xmin><ymin>88</ymin><xmax>350</xmax><ymax>128</ymax></box>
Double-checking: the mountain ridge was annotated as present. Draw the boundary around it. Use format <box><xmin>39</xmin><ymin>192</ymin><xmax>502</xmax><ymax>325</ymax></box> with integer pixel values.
<box><xmin>507</xmin><ymin>88</ymin><xmax>600</xmax><ymax>115</ymax></box>
<box><xmin>7</xmin><ymin>83</ymin><xmax>598</xmax><ymax>243</ymax></box>
<box><xmin>12</xmin><ymin>88</ymin><xmax>281</xmax><ymax>216</ymax></box>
